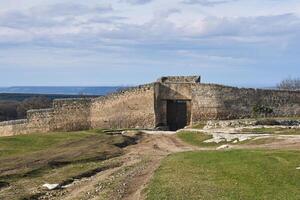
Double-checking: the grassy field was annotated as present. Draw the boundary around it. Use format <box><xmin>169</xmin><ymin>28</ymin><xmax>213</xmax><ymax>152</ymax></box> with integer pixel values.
<box><xmin>146</xmin><ymin>150</ymin><xmax>300</xmax><ymax>200</ymax></box>
<box><xmin>177</xmin><ymin>131</ymin><xmax>227</xmax><ymax>147</ymax></box>
<box><xmin>0</xmin><ymin>131</ymin><xmax>93</xmax><ymax>157</ymax></box>
<box><xmin>0</xmin><ymin>130</ymin><xmax>137</xmax><ymax>199</ymax></box>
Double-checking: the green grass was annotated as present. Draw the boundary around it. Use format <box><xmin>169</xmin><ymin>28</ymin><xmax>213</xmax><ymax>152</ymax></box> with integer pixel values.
<box><xmin>0</xmin><ymin>130</ymin><xmax>137</xmax><ymax>199</ymax></box>
<box><xmin>242</xmin><ymin>127</ymin><xmax>300</xmax><ymax>135</ymax></box>
<box><xmin>241</xmin><ymin>137</ymin><xmax>283</xmax><ymax>145</ymax></box>
<box><xmin>0</xmin><ymin>131</ymin><xmax>95</xmax><ymax>157</ymax></box>
<box><xmin>177</xmin><ymin>131</ymin><xmax>225</xmax><ymax>147</ymax></box>
<box><xmin>146</xmin><ymin>150</ymin><xmax>300</xmax><ymax>200</ymax></box>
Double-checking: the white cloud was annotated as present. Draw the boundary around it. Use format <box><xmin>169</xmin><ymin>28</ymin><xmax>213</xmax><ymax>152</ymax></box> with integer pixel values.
<box><xmin>120</xmin><ymin>0</ymin><xmax>154</xmax><ymax>5</ymax></box>
<box><xmin>182</xmin><ymin>0</ymin><xmax>238</xmax><ymax>6</ymax></box>
<box><xmin>0</xmin><ymin>0</ymin><xmax>299</xmax><ymax>86</ymax></box>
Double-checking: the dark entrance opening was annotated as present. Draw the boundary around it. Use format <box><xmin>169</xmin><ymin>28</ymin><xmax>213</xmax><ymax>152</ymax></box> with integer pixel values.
<box><xmin>167</xmin><ymin>100</ymin><xmax>188</xmax><ymax>131</ymax></box>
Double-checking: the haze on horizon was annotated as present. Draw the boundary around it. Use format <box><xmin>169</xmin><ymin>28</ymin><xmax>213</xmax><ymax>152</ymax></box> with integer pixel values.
<box><xmin>0</xmin><ymin>0</ymin><xmax>299</xmax><ymax>88</ymax></box>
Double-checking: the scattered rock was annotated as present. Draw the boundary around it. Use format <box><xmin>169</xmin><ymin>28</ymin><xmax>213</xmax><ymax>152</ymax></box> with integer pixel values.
<box><xmin>204</xmin><ymin>133</ymin><xmax>266</xmax><ymax>144</ymax></box>
<box><xmin>296</xmin><ymin>167</ymin><xmax>300</xmax><ymax>170</ymax></box>
<box><xmin>232</xmin><ymin>140</ymin><xmax>238</xmax><ymax>144</ymax></box>
<box><xmin>42</xmin><ymin>183</ymin><xmax>59</xmax><ymax>190</ymax></box>
<box><xmin>205</xmin><ymin>119</ymin><xmax>300</xmax><ymax>129</ymax></box>
<box><xmin>216</xmin><ymin>144</ymin><xmax>230</xmax><ymax>150</ymax></box>
<box><xmin>238</xmin><ymin>137</ymin><xmax>249</xmax><ymax>142</ymax></box>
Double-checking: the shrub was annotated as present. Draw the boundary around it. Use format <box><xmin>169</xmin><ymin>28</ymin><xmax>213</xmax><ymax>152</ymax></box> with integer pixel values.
<box><xmin>252</xmin><ymin>104</ymin><xmax>274</xmax><ymax>117</ymax></box>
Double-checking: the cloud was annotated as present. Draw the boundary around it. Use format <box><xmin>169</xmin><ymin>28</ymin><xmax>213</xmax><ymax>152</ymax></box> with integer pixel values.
<box><xmin>182</xmin><ymin>0</ymin><xmax>238</xmax><ymax>6</ymax></box>
<box><xmin>31</xmin><ymin>3</ymin><xmax>113</xmax><ymax>16</ymax></box>
<box><xmin>1</xmin><ymin>3</ymin><xmax>299</xmax><ymax>53</ymax></box>
<box><xmin>120</xmin><ymin>0</ymin><xmax>154</xmax><ymax>5</ymax></box>
<box><xmin>0</xmin><ymin>2</ymin><xmax>299</xmax><ymax>87</ymax></box>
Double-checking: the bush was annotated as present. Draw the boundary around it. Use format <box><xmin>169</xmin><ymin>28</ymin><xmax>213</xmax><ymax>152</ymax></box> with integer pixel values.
<box><xmin>252</xmin><ymin>104</ymin><xmax>274</xmax><ymax>117</ymax></box>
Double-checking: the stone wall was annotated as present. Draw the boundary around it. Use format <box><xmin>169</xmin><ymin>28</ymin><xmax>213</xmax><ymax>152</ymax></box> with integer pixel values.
<box><xmin>51</xmin><ymin>99</ymin><xmax>92</xmax><ymax>131</ymax></box>
<box><xmin>0</xmin><ymin>98</ymin><xmax>92</xmax><ymax>137</ymax></box>
<box><xmin>0</xmin><ymin>84</ymin><xmax>155</xmax><ymax>137</ymax></box>
<box><xmin>27</xmin><ymin>108</ymin><xmax>53</xmax><ymax>133</ymax></box>
<box><xmin>90</xmin><ymin>84</ymin><xmax>155</xmax><ymax>129</ymax></box>
<box><xmin>191</xmin><ymin>83</ymin><xmax>300</xmax><ymax>122</ymax></box>
<box><xmin>0</xmin><ymin>120</ymin><xmax>29</xmax><ymax>136</ymax></box>
<box><xmin>1</xmin><ymin>76</ymin><xmax>299</xmax><ymax>137</ymax></box>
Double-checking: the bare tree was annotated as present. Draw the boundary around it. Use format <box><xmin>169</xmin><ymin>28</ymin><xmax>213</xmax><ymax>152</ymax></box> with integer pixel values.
<box><xmin>277</xmin><ymin>77</ymin><xmax>300</xmax><ymax>90</ymax></box>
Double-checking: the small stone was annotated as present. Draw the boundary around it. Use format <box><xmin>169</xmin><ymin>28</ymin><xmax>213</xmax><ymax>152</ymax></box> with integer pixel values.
<box><xmin>42</xmin><ymin>183</ymin><xmax>59</xmax><ymax>190</ymax></box>
<box><xmin>216</xmin><ymin>144</ymin><xmax>230</xmax><ymax>150</ymax></box>
<box><xmin>296</xmin><ymin>167</ymin><xmax>300</xmax><ymax>170</ymax></box>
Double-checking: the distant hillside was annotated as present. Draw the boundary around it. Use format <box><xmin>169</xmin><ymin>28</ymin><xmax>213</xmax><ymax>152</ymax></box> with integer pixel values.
<box><xmin>0</xmin><ymin>93</ymin><xmax>99</xmax><ymax>102</ymax></box>
<box><xmin>0</xmin><ymin>86</ymin><xmax>125</xmax><ymax>96</ymax></box>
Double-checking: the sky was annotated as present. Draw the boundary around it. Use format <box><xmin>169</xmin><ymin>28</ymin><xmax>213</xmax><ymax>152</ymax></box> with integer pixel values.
<box><xmin>0</xmin><ymin>0</ymin><xmax>299</xmax><ymax>87</ymax></box>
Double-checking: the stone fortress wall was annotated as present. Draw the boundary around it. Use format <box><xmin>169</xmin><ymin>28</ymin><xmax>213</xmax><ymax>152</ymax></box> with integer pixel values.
<box><xmin>0</xmin><ymin>84</ymin><xmax>156</xmax><ymax>137</ymax></box>
<box><xmin>90</xmin><ymin>84</ymin><xmax>155</xmax><ymax>129</ymax></box>
<box><xmin>0</xmin><ymin>99</ymin><xmax>92</xmax><ymax>136</ymax></box>
<box><xmin>191</xmin><ymin>83</ymin><xmax>300</xmax><ymax>122</ymax></box>
<box><xmin>0</xmin><ymin>76</ymin><xmax>299</xmax><ymax>137</ymax></box>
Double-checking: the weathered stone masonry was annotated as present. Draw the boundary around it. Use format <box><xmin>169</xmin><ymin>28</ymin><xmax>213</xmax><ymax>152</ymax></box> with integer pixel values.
<box><xmin>0</xmin><ymin>99</ymin><xmax>92</xmax><ymax>136</ymax></box>
<box><xmin>90</xmin><ymin>84</ymin><xmax>155</xmax><ymax>129</ymax></box>
<box><xmin>0</xmin><ymin>76</ymin><xmax>300</xmax><ymax>136</ymax></box>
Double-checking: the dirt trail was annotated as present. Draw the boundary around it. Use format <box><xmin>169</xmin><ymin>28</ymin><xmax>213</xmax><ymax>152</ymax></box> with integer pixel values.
<box><xmin>37</xmin><ymin>129</ymin><xmax>300</xmax><ymax>200</ymax></box>
<box><xmin>40</xmin><ymin>133</ymin><xmax>198</xmax><ymax>200</ymax></box>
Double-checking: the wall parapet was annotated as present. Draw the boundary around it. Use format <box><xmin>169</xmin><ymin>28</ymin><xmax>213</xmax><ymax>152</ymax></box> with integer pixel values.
<box><xmin>27</xmin><ymin>108</ymin><xmax>54</xmax><ymax>113</ymax></box>
<box><xmin>92</xmin><ymin>83</ymin><xmax>154</xmax><ymax>102</ymax></box>
<box><xmin>0</xmin><ymin>119</ymin><xmax>27</xmax><ymax>126</ymax></box>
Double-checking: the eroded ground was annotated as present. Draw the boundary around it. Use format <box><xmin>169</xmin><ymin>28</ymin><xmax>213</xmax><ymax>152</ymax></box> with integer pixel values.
<box><xmin>0</xmin><ymin>130</ymin><xmax>199</xmax><ymax>200</ymax></box>
<box><xmin>0</xmin><ymin>119</ymin><xmax>300</xmax><ymax>200</ymax></box>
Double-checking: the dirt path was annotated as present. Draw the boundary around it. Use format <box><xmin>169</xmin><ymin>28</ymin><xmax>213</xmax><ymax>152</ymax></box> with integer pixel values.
<box><xmin>37</xmin><ymin>129</ymin><xmax>300</xmax><ymax>200</ymax></box>
<box><xmin>40</xmin><ymin>133</ymin><xmax>198</xmax><ymax>200</ymax></box>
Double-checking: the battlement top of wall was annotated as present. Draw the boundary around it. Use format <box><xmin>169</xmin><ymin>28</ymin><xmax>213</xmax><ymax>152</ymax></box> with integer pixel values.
<box><xmin>157</xmin><ymin>76</ymin><xmax>201</xmax><ymax>83</ymax></box>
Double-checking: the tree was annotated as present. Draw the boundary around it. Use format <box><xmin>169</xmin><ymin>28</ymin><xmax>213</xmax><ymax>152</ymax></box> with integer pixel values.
<box><xmin>16</xmin><ymin>96</ymin><xmax>52</xmax><ymax>118</ymax></box>
<box><xmin>0</xmin><ymin>101</ymin><xmax>19</xmax><ymax>121</ymax></box>
<box><xmin>277</xmin><ymin>77</ymin><xmax>300</xmax><ymax>90</ymax></box>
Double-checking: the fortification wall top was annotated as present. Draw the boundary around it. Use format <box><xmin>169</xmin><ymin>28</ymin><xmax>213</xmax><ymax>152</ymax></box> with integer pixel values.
<box><xmin>0</xmin><ymin>119</ymin><xmax>27</xmax><ymax>126</ymax></box>
<box><xmin>92</xmin><ymin>83</ymin><xmax>154</xmax><ymax>102</ymax></box>
<box><xmin>157</xmin><ymin>76</ymin><xmax>201</xmax><ymax>83</ymax></box>
<box><xmin>27</xmin><ymin>108</ymin><xmax>54</xmax><ymax>113</ymax></box>
<box><xmin>196</xmin><ymin>83</ymin><xmax>300</xmax><ymax>94</ymax></box>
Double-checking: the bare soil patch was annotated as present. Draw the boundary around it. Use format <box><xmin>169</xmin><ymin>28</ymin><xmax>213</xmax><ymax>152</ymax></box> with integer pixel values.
<box><xmin>34</xmin><ymin>133</ymin><xmax>199</xmax><ymax>200</ymax></box>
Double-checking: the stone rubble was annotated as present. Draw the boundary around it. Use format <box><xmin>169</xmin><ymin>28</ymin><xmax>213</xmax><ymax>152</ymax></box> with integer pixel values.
<box><xmin>203</xmin><ymin>132</ymin><xmax>270</xmax><ymax>144</ymax></box>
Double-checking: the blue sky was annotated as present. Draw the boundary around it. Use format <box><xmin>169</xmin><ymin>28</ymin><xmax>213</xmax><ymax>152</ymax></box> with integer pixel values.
<box><xmin>0</xmin><ymin>0</ymin><xmax>299</xmax><ymax>87</ymax></box>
